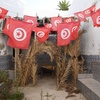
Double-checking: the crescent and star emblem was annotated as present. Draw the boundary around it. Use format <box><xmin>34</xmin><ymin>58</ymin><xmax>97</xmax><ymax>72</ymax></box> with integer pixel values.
<box><xmin>78</xmin><ymin>13</ymin><xmax>84</xmax><ymax>18</ymax></box>
<box><xmin>27</xmin><ymin>19</ymin><xmax>34</xmax><ymax>24</ymax></box>
<box><xmin>65</xmin><ymin>19</ymin><xmax>71</xmax><ymax>23</ymax></box>
<box><xmin>96</xmin><ymin>16</ymin><xmax>100</xmax><ymax>25</ymax></box>
<box><xmin>13</xmin><ymin>28</ymin><xmax>27</xmax><ymax>41</ymax></box>
<box><xmin>61</xmin><ymin>28</ymin><xmax>70</xmax><ymax>39</ymax></box>
<box><xmin>37</xmin><ymin>31</ymin><xmax>45</xmax><ymax>38</ymax></box>
<box><xmin>72</xmin><ymin>26</ymin><xmax>78</xmax><ymax>32</ymax></box>
<box><xmin>46</xmin><ymin>24</ymin><xmax>52</xmax><ymax>28</ymax></box>
<box><xmin>54</xmin><ymin>20</ymin><xmax>61</xmax><ymax>26</ymax></box>
<box><xmin>0</xmin><ymin>8</ymin><xmax>2</xmax><ymax>13</ymax></box>
<box><xmin>85</xmin><ymin>10</ymin><xmax>90</xmax><ymax>14</ymax></box>
<box><xmin>7</xmin><ymin>24</ymin><xmax>9</xmax><ymax>30</ymax></box>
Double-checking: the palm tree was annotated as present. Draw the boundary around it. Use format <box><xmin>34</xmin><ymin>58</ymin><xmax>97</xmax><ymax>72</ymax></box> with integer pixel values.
<box><xmin>57</xmin><ymin>0</ymin><xmax>70</xmax><ymax>11</ymax></box>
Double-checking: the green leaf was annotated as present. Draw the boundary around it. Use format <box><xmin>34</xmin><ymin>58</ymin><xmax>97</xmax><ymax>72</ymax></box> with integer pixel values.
<box><xmin>57</xmin><ymin>0</ymin><xmax>70</xmax><ymax>11</ymax></box>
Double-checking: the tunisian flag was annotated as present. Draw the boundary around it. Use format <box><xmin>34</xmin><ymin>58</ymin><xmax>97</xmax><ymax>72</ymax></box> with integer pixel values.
<box><xmin>0</xmin><ymin>7</ymin><xmax>8</xmax><ymax>19</ymax></box>
<box><xmin>64</xmin><ymin>17</ymin><xmax>74</xmax><ymax>23</ymax></box>
<box><xmin>57</xmin><ymin>23</ymin><xmax>73</xmax><ymax>46</ymax></box>
<box><xmin>35</xmin><ymin>27</ymin><xmax>50</xmax><ymax>43</ymax></box>
<box><xmin>44</xmin><ymin>23</ymin><xmax>52</xmax><ymax>31</ymax></box>
<box><xmin>71</xmin><ymin>21</ymin><xmax>80</xmax><ymax>40</ymax></box>
<box><xmin>51</xmin><ymin>17</ymin><xmax>62</xmax><ymax>31</ymax></box>
<box><xmin>3</xmin><ymin>17</ymin><xmax>11</xmax><ymax>35</ymax></box>
<box><xmin>91</xmin><ymin>9</ymin><xmax>100</xmax><ymax>27</ymax></box>
<box><xmin>83</xmin><ymin>5</ymin><xmax>96</xmax><ymax>18</ymax></box>
<box><xmin>24</xmin><ymin>15</ymin><xmax>37</xmax><ymax>28</ymax></box>
<box><xmin>74</xmin><ymin>11</ymin><xmax>86</xmax><ymax>22</ymax></box>
<box><xmin>6</xmin><ymin>18</ymin><xmax>32</xmax><ymax>49</ymax></box>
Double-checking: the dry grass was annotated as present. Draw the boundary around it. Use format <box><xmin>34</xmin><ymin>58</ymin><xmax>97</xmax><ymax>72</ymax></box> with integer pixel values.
<box><xmin>15</xmin><ymin>39</ymin><xmax>57</xmax><ymax>86</ymax></box>
<box><xmin>56</xmin><ymin>29</ymin><xmax>86</xmax><ymax>90</ymax></box>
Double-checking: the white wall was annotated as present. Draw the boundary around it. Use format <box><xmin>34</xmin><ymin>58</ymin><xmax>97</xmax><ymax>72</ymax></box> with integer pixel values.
<box><xmin>68</xmin><ymin>0</ymin><xmax>100</xmax><ymax>55</ymax></box>
<box><xmin>0</xmin><ymin>33</ymin><xmax>13</xmax><ymax>55</ymax></box>
<box><xmin>0</xmin><ymin>19</ymin><xmax>13</xmax><ymax>55</ymax></box>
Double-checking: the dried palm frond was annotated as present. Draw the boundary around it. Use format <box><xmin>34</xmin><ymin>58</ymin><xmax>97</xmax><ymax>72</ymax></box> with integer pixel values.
<box><xmin>15</xmin><ymin>38</ymin><xmax>57</xmax><ymax>86</ymax></box>
<box><xmin>31</xmin><ymin>62</ymin><xmax>37</xmax><ymax>86</ymax></box>
<box><xmin>57</xmin><ymin>59</ymin><xmax>73</xmax><ymax>89</ymax></box>
<box><xmin>56</xmin><ymin>29</ymin><xmax>86</xmax><ymax>90</ymax></box>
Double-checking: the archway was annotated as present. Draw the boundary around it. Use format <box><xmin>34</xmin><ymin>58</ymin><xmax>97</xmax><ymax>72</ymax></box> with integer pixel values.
<box><xmin>15</xmin><ymin>39</ymin><xmax>57</xmax><ymax>86</ymax></box>
<box><xmin>15</xmin><ymin>29</ymin><xmax>85</xmax><ymax>91</ymax></box>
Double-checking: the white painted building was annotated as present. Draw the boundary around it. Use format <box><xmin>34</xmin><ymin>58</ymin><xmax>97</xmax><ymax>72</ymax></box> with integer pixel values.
<box><xmin>68</xmin><ymin>0</ymin><xmax>100</xmax><ymax>55</ymax></box>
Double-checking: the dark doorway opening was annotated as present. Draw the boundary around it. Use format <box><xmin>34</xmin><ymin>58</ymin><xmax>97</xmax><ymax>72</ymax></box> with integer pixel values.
<box><xmin>36</xmin><ymin>53</ymin><xmax>56</xmax><ymax>78</ymax></box>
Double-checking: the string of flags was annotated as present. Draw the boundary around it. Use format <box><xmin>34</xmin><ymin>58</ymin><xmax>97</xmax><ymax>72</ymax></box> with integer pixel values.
<box><xmin>0</xmin><ymin>4</ymin><xmax>100</xmax><ymax>49</ymax></box>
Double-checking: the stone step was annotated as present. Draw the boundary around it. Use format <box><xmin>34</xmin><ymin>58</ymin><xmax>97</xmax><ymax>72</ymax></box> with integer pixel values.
<box><xmin>77</xmin><ymin>78</ymin><xmax>100</xmax><ymax>100</ymax></box>
<box><xmin>78</xmin><ymin>74</ymin><xmax>93</xmax><ymax>79</ymax></box>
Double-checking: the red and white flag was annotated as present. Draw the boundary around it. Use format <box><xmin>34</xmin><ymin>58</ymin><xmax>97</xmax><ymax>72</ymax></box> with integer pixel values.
<box><xmin>51</xmin><ymin>17</ymin><xmax>62</xmax><ymax>31</ymax></box>
<box><xmin>71</xmin><ymin>21</ymin><xmax>80</xmax><ymax>40</ymax></box>
<box><xmin>44</xmin><ymin>23</ymin><xmax>52</xmax><ymax>31</ymax></box>
<box><xmin>83</xmin><ymin>5</ymin><xmax>96</xmax><ymax>18</ymax></box>
<box><xmin>0</xmin><ymin>7</ymin><xmax>8</xmax><ymax>19</ymax></box>
<box><xmin>91</xmin><ymin>9</ymin><xmax>100</xmax><ymax>27</ymax></box>
<box><xmin>35</xmin><ymin>27</ymin><xmax>50</xmax><ymax>43</ymax></box>
<box><xmin>74</xmin><ymin>11</ymin><xmax>86</xmax><ymax>22</ymax></box>
<box><xmin>57</xmin><ymin>23</ymin><xmax>73</xmax><ymax>46</ymax></box>
<box><xmin>24</xmin><ymin>15</ymin><xmax>37</xmax><ymax>28</ymax></box>
<box><xmin>64</xmin><ymin>17</ymin><xmax>74</xmax><ymax>23</ymax></box>
<box><xmin>6</xmin><ymin>18</ymin><xmax>32</xmax><ymax>49</ymax></box>
<box><xmin>3</xmin><ymin>18</ymin><xmax>10</xmax><ymax>35</ymax></box>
